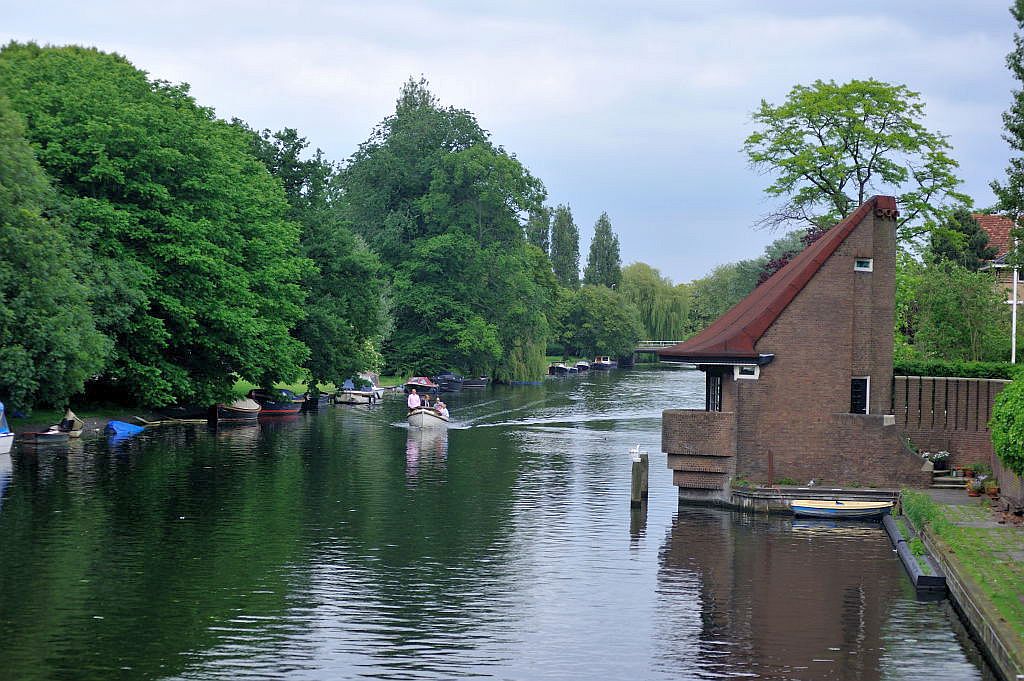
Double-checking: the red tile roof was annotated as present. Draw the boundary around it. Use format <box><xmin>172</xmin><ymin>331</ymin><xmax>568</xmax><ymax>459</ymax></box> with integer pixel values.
<box><xmin>659</xmin><ymin>196</ymin><xmax>897</xmax><ymax>363</ymax></box>
<box><xmin>973</xmin><ymin>213</ymin><xmax>1013</xmax><ymax>259</ymax></box>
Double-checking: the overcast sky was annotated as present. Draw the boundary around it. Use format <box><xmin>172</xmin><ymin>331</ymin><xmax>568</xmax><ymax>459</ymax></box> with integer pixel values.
<box><xmin>2</xmin><ymin>1</ymin><xmax>1017</xmax><ymax>283</ymax></box>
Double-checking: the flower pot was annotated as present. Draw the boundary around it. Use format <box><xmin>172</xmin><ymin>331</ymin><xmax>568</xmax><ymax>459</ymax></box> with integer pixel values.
<box><xmin>967</xmin><ymin>488</ymin><xmax>981</xmax><ymax>497</ymax></box>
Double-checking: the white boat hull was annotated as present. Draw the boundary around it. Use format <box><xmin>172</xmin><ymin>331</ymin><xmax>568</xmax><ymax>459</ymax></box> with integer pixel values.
<box><xmin>407</xmin><ymin>407</ymin><xmax>450</xmax><ymax>429</ymax></box>
<box><xmin>335</xmin><ymin>391</ymin><xmax>374</xmax><ymax>405</ymax></box>
<box><xmin>791</xmin><ymin>499</ymin><xmax>892</xmax><ymax>519</ymax></box>
<box><xmin>0</xmin><ymin>433</ymin><xmax>12</xmax><ymax>454</ymax></box>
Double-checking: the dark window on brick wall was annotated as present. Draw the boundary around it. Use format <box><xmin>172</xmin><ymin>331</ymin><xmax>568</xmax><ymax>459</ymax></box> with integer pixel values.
<box><xmin>851</xmin><ymin>377</ymin><xmax>869</xmax><ymax>414</ymax></box>
<box><xmin>706</xmin><ymin>372</ymin><xmax>722</xmax><ymax>412</ymax></box>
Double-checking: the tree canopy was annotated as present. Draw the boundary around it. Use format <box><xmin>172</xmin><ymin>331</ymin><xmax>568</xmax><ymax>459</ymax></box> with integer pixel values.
<box><xmin>550</xmin><ymin>204</ymin><xmax>580</xmax><ymax>289</ymax></box>
<box><xmin>583</xmin><ymin>212</ymin><xmax>622</xmax><ymax>288</ymax></box>
<box><xmin>744</xmin><ymin>78</ymin><xmax>968</xmax><ymax>241</ymax></box>
<box><xmin>0</xmin><ymin>42</ymin><xmax>310</xmax><ymax>406</ymax></box>
<box><xmin>338</xmin><ymin>78</ymin><xmax>554</xmax><ymax>380</ymax></box>
<box><xmin>620</xmin><ymin>263</ymin><xmax>689</xmax><ymax>340</ymax></box>
<box><xmin>927</xmin><ymin>208</ymin><xmax>997</xmax><ymax>271</ymax></box>
<box><xmin>562</xmin><ymin>286</ymin><xmax>644</xmax><ymax>359</ymax></box>
<box><xmin>244</xmin><ymin>125</ymin><xmax>390</xmax><ymax>388</ymax></box>
<box><xmin>0</xmin><ymin>95</ymin><xmax>110</xmax><ymax>412</ymax></box>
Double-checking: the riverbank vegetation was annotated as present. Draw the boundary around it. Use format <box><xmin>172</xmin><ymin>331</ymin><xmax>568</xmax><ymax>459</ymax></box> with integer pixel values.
<box><xmin>0</xmin><ymin>44</ymin><xmax>646</xmax><ymax>413</ymax></box>
<box><xmin>902</xmin><ymin>490</ymin><xmax>1024</xmax><ymax>641</ymax></box>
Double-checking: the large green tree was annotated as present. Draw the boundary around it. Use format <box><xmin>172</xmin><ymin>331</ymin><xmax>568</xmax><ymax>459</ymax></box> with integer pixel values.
<box><xmin>583</xmin><ymin>212</ymin><xmax>622</xmax><ymax>288</ymax></box>
<box><xmin>0</xmin><ymin>43</ymin><xmax>310</xmax><ymax>406</ymax></box>
<box><xmin>562</xmin><ymin>286</ymin><xmax>644</xmax><ymax>358</ymax></box>
<box><xmin>993</xmin><ymin>0</ymin><xmax>1024</xmax><ymax>260</ymax></box>
<box><xmin>927</xmin><ymin>207</ymin><xmax>997</xmax><ymax>271</ymax></box>
<box><xmin>685</xmin><ymin>260</ymin><xmax>763</xmax><ymax>335</ymax></box>
<box><xmin>550</xmin><ymin>204</ymin><xmax>580</xmax><ymax>289</ymax></box>
<box><xmin>525</xmin><ymin>206</ymin><xmax>551</xmax><ymax>254</ymax></box>
<box><xmin>0</xmin><ymin>95</ymin><xmax>110</xmax><ymax>412</ymax></box>
<box><xmin>910</xmin><ymin>262</ymin><xmax>1008</xmax><ymax>362</ymax></box>
<box><xmin>339</xmin><ymin>78</ymin><xmax>553</xmax><ymax>380</ymax></box>
<box><xmin>245</xmin><ymin>126</ymin><xmax>390</xmax><ymax>388</ymax></box>
<box><xmin>744</xmin><ymin>78</ymin><xmax>968</xmax><ymax>241</ymax></box>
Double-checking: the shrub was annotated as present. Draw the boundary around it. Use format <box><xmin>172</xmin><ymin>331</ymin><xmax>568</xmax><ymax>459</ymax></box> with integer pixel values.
<box><xmin>991</xmin><ymin>373</ymin><xmax>1024</xmax><ymax>477</ymax></box>
<box><xmin>894</xmin><ymin>358</ymin><xmax>1015</xmax><ymax>379</ymax></box>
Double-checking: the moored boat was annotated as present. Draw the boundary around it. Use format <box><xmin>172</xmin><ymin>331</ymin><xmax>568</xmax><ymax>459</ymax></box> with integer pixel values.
<box><xmin>333</xmin><ymin>376</ymin><xmax>382</xmax><ymax>403</ymax></box>
<box><xmin>404</xmin><ymin>377</ymin><xmax>439</xmax><ymax>395</ymax></box>
<box><xmin>435</xmin><ymin>372</ymin><xmax>464</xmax><ymax>392</ymax></box>
<box><xmin>248</xmin><ymin>388</ymin><xmax>305</xmax><ymax>415</ymax></box>
<box><xmin>0</xmin><ymin>401</ymin><xmax>12</xmax><ymax>454</ymax></box>
<box><xmin>212</xmin><ymin>398</ymin><xmax>262</xmax><ymax>423</ymax></box>
<box><xmin>591</xmin><ymin>356</ymin><xmax>617</xmax><ymax>370</ymax></box>
<box><xmin>548</xmin><ymin>362</ymin><xmax>570</xmax><ymax>375</ymax></box>
<box><xmin>791</xmin><ymin>499</ymin><xmax>893</xmax><ymax>519</ymax></box>
<box><xmin>58</xmin><ymin>408</ymin><xmax>85</xmax><ymax>438</ymax></box>
<box><xmin>19</xmin><ymin>428</ymin><xmax>70</xmax><ymax>446</ymax></box>
<box><xmin>407</xmin><ymin>406</ymin><xmax>450</xmax><ymax>429</ymax></box>
<box><xmin>462</xmin><ymin>377</ymin><xmax>490</xmax><ymax>389</ymax></box>
<box><xmin>575</xmin><ymin>361</ymin><xmax>590</xmax><ymax>372</ymax></box>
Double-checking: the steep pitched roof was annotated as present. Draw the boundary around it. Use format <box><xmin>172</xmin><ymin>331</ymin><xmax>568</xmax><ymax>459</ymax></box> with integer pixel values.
<box><xmin>660</xmin><ymin>196</ymin><xmax>897</xmax><ymax>363</ymax></box>
<box><xmin>973</xmin><ymin>213</ymin><xmax>1013</xmax><ymax>260</ymax></box>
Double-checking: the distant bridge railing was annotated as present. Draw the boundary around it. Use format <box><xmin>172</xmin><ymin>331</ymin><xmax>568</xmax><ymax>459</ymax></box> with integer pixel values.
<box><xmin>635</xmin><ymin>340</ymin><xmax>681</xmax><ymax>351</ymax></box>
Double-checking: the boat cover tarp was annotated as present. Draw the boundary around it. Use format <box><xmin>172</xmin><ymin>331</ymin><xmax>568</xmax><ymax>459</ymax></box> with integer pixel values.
<box><xmin>0</xmin><ymin>401</ymin><xmax>9</xmax><ymax>434</ymax></box>
<box><xmin>342</xmin><ymin>379</ymin><xmax>356</xmax><ymax>390</ymax></box>
<box><xmin>105</xmin><ymin>420</ymin><xmax>145</xmax><ymax>436</ymax></box>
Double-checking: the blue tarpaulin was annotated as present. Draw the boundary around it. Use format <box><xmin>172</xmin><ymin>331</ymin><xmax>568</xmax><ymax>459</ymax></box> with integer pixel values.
<box><xmin>105</xmin><ymin>420</ymin><xmax>145</xmax><ymax>437</ymax></box>
<box><xmin>0</xmin><ymin>401</ymin><xmax>9</xmax><ymax>435</ymax></box>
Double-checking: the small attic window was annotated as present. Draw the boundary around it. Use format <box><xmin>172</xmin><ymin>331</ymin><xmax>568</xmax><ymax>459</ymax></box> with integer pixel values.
<box><xmin>734</xmin><ymin>365</ymin><xmax>759</xmax><ymax>380</ymax></box>
<box><xmin>854</xmin><ymin>258</ymin><xmax>873</xmax><ymax>272</ymax></box>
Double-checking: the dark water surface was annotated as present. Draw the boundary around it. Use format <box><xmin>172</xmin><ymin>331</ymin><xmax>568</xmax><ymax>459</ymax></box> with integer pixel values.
<box><xmin>0</xmin><ymin>367</ymin><xmax>996</xmax><ymax>680</ymax></box>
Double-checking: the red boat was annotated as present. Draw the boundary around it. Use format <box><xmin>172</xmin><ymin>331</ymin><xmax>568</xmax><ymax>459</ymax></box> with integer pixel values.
<box><xmin>403</xmin><ymin>377</ymin><xmax>439</xmax><ymax>395</ymax></box>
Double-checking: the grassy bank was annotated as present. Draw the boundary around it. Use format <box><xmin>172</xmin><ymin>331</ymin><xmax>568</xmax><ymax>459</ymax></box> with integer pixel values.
<box><xmin>902</xmin><ymin>490</ymin><xmax>1024</xmax><ymax>642</ymax></box>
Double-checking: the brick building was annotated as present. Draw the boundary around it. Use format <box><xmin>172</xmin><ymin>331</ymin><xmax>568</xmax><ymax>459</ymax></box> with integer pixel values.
<box><xmin>658</xmin><ymin>196</ymin><xmax>929</xmax><ymax>503</ymax></box>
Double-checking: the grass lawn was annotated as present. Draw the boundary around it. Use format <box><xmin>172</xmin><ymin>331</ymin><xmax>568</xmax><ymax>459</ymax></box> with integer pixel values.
<box><xmin>903</xmin><ymin>490</ymin><xmax>1024</xmax><ymax>643</ymax></box>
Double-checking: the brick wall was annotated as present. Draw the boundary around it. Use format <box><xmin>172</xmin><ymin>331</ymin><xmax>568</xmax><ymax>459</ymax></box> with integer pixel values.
<box><xmin>727</xmin><ymin>208</ymin><xmax>927</xmax><ymax>487</ymax></box>
<box><xmin>663</xmin><ymin>409</ymin><xmax>737</xmax><ymax>498</ymax></box>
<box><xmin>893</xmin><ymin>376</ymin><xmax>1007</xmax><ymax>468</ymax></box>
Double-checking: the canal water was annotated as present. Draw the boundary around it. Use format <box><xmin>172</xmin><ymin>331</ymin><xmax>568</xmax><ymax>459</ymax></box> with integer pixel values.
<box><xmin>0</xmin><ymin>367</ymin><xmax>997</xmax><ymax>680</ymax></box>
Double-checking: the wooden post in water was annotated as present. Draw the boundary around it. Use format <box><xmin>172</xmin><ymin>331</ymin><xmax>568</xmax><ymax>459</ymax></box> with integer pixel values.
<box><xmin>630</xmin><ymin>444</ymin><xmax>649</xmax><ymax>508</ymax></box>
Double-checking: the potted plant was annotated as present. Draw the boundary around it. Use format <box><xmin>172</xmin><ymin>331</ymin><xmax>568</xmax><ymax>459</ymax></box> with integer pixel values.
<box><xmin>983</xmin><ymin>479</ymin><xmax>1000</xmax><ymax>498</ymax></box>
<box><xmin>963</xmin><ymin>464</ymin><xmax>975</xmax><ymax>478</ymax></box>
<box><xmin>930</xmin><ymin>451</ymin><xmax>950</xmax><ymax>471</ymax></box>
<box><xmin>966</xmin><ymin>478</ymin><xmax>983</xmax><ymax>496</ymax></box>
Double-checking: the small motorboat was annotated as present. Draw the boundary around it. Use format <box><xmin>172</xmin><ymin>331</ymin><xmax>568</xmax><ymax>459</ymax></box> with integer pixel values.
<box><xmin>19</xmin><ymin>428</ymin><xmax>70</xmax><ymax>446</ymax></box>
<box><xmin>575</xmin><ymin>361</ymin><xmax>590</xmax><ymax>372</ymax></box>
<box><xmin>435</xmin><ymin>372</ymin><xmax>464</xmax><ymax>392</ymax></box>
<box><xmin>212</xmin><ymin>398</ymin><xmax>262</xmax><ymax>423</ymax></box>
<box><xmin>248</xmin><ymin>388</ymin><xmax>305</xmax><ymax>416</ymax></box>
<box><xmin>462</xmin><ymin>377</ymin><xmax>490</xmax><ymax>389</ymax></box>
<box><xmin>58</xmin><ymin>408</ymin><xmax>85</xmax><ymax>438</ymax></box>
<box><xmin>335</xmin><ymin>379</ymin><xmax>373</xmax><ymax>405</ymax></box>
<box><xmin>0</xmin><ymin>401</ymin><xmax>12</xmax><ymax>454</ymax></box>
<box><xmin>407</xmin><ymin>406</ymin><xmax>450</xmax><ymax>429</ymax></box>
<box><xmin>404</xmin><ymin>377</ymin><xmax>439</xmax><ymax>395</ymax></box>
<box><xmin>791</xmin><ymin>499</ymin><xmax>893</xmax><ymax>519</ymax></box>
<box><xmin>548</xmin><ymin>362</ymin><xmax>570</xmax><ymax>375</ymax></box>
<box><xmin>591</xmin><ymin>356</ymin><xmax>617</xmax><ymax>370</ymax></box>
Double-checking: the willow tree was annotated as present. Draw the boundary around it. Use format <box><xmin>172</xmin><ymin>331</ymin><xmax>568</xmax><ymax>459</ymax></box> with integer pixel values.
<box><xmin>620</xmin><ymin>263</ymin><xmax>690</xmax><ymax>340</ymax></box>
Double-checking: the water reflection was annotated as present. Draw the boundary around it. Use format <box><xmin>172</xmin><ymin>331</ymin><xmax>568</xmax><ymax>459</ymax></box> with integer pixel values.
<box><xmin>405</xmin><ymin>428</ymin><xmax>448</xmax><ymax>481</ymax></box>
<box><xmin>656</xmin><ymin>508</ymin><xmax>994</xmax><ymax>680</ymax></box>
<box><xmin>0</xmin><ymin>368</ymin><xmax>997</xmax><ymax>680</ymax></box>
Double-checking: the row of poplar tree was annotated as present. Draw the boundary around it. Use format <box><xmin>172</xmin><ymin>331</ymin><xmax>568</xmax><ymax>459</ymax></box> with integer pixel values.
<box><xmin>0</xmin><ymin>43</ymin><xmax>647</xmax><ymax>413</ymax></box>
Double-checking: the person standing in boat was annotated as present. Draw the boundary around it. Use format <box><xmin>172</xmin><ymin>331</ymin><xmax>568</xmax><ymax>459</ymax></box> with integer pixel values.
<box><xmin>422</xmin><ymin>393</ymin><xmax>431</xmax><ymax>409</ymax></box>
<box><xmin>436</xmin><ymin>401</ymin><xmax>449</xmax><ymax>419</ymax></box>
<box><xmin>407</xmin><ymin>388</ymin><xmax>421</xmax><ymax>410</ymax></box>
